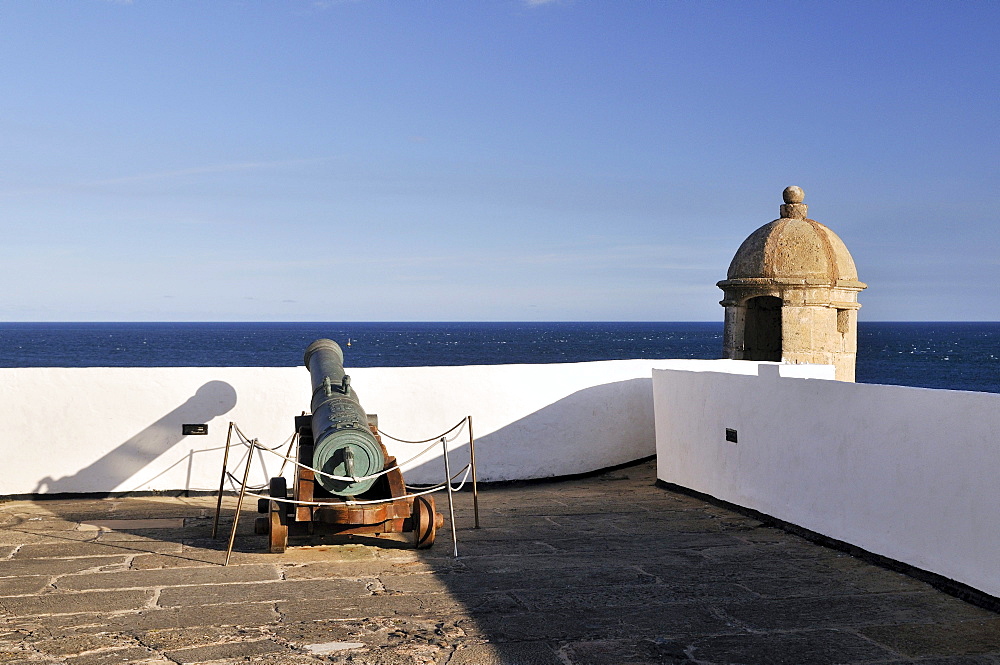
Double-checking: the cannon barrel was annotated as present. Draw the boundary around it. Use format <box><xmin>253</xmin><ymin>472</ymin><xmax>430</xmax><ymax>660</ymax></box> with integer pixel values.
<box><xmin>303</xmin><ymin>339</ymin><xmax>385</xmax><ymax>496</ymax></box>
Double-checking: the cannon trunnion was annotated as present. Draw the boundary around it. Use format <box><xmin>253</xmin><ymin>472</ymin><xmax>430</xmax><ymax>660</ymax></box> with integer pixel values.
<box><xmin>255</xmin><ymin>339</ymin><xmax>442</xmax><ymax>553</ymax></box>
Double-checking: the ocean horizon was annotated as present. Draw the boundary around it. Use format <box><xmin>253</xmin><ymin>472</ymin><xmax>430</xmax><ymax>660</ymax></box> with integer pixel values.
<box><xmin>0</xmin><ymin>321</ymin><xmax>996</xmax><ymax>394</ymax></box>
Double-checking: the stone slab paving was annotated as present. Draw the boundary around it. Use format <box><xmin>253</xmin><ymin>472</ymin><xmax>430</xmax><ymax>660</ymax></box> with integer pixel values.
<box><xmin>1</xmin><ymin>461</ymin><xmax>998</xmax><ymax>664</ymax></box>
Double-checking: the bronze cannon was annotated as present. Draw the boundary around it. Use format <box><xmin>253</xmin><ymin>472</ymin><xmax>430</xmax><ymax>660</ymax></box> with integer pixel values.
<box><xmin>256</xmin><ymin>339</ymin><xmax>442</xmax><ymax>553</ymax></box>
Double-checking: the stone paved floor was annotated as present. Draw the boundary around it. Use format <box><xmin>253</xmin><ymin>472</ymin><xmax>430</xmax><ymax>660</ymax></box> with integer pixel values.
<box><xmin>1</xmin><ymin>461</ymin><xmax>999</xmax><ymax>664</ymax></box>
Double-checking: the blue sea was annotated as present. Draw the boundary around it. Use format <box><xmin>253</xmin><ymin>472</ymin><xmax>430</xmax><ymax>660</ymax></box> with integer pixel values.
<box><xmin>0</xmin><ymin>322</ymin><xmax>996</xmax><ymax>394</ymax></box>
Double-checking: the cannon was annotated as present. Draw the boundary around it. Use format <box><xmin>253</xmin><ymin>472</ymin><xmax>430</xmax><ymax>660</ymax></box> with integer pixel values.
<box><xmin>255</xmin><ymin>339</ymin><xmax>442</xmax><ymax>553</ymax></box>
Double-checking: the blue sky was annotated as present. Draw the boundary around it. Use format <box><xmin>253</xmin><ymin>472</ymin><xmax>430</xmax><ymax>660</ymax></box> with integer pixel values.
<box><xmin>1</xmin><ymin>1</ymin><xmax>997</xmax><ymax>322</ymax></box>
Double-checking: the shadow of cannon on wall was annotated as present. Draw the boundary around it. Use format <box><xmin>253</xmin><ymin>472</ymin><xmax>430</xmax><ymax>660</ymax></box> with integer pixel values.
<box><xmin>32</xmin><ymin>380</ymin><xmax>238</xmax><ymax>496</ymax></box>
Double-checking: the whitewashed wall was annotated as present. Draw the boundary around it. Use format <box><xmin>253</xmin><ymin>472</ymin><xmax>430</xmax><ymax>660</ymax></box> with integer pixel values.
<box><xmin>653</xmin><ymin>365</ymin><xmax>1000</xmax><ymax>598</ymax></box>
<box><xmin>0</xmin><ymin>358</ymin><xmax>774</xmax><ymax>497</ymax></box>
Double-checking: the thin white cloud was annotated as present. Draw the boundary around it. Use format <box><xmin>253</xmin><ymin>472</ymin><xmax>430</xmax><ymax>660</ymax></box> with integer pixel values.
<box><xmin>87</xmin><ymin>157</ymin><xmax>330</xmax><ymax>186</ymax></box>
<box><xmin>301</xmin><ymin>242</ymin><xmax>723</xmax><ymax>274</ymax></box>
<box><xmin>0</xmin><ymin>157</ymin><xmax>330</xmax><ymax>197</ymax></box>
<box><xmin>311</xmin><ymin>0</ymin><xmax>365</xmax><ymax>9</ymax></box>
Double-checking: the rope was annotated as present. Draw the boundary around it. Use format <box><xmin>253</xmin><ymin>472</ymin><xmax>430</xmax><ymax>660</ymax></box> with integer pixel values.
<box><xmin>234</xmin><ymin>435</ymin><xmax>442</xmax><ymax>484</ymax></box>
<box><xmin>222</xmin><ymin>418</ymin><xmax>473</xmax><ymax>504</ymax></box>
<box><xmin>232</xmin><ymin>418</ymin><xmax>466</xmax><ymax>485</ymax></box>
<box><xmin>228</xmin><ymin>462</ymin><xmax>472</xmax><ymax>507</ymax></box>
<box><xmin>276</xmin><ymin>431</ymin><xmax>298</xmax><ymax>477</ymax></box>
<box><xmin>223</xmin><ymin>444</ymin><xmax>269</xmax><ymax>491</ymax></box>
<box><xmin>376</xmin><ymin>417</ymin><xmax>468</xmax><ymax>444</ymax></box>
<box><xmin>404</xmin><ymin>465</ymin><xmax>469</xmax><ymax>491</ymax></box>
<box><xmin>232</xmin><ymin>424</ymin><xmax>296</xmax><ymax>455</ymax></box>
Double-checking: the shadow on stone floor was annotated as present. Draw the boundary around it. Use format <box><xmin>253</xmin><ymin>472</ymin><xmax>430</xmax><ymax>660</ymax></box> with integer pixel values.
<box><xmin>2</xmin><ymin>461</ymin><xmax>1000</xmax><ymax>664</ymax></box>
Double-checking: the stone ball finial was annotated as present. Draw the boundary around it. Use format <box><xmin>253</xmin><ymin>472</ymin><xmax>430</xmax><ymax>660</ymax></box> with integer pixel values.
<box><xmin>783</xmin><ymin>186</ymin><xmax>805</xmax><ymax>204</ymax></box>
<box><xmin>779</xmin><ymin>186</ymin><xmax>807</xmax><ymax>218</ymax></box>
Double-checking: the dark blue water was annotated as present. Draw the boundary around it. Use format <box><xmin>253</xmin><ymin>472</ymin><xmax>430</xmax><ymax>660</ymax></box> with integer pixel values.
<box><xmin>0</xmin><ymin>322</ymin><xmax>996</xmax><ymax>394</ymax></box>
<box><xmin>855</xmin><ymin>322</ymin><xmax>999</xmax><ymax>394</ymax></box>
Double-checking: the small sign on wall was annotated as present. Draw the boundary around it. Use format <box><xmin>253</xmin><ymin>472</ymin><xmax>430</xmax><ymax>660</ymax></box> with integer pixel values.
<box><xmin>725</xmin><ymin>428</ymin><xmax>738</xmax><ymax>444</ymax></box>
<box><xmin>183</xmin><ymin>424</ymin><xmax>208</xmax><ymax>436</ymax></box>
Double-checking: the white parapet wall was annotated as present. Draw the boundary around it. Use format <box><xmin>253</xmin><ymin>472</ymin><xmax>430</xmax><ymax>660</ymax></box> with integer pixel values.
<box><xmin>653</xmin><ymin>364</ymin><xmax>1000</xmax><ymax>599</ymax></box>
<box><xmin>0</xmin><ymin>358</ymin><xmax>772</xmax><ymax>497</ymax></box>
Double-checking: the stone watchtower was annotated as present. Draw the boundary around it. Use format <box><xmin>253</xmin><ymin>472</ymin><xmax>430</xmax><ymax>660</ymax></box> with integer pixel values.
<box><xmin>717</xmin><ymin>187</ymin><xmax>867</xmax><ymax>381</ymax></box>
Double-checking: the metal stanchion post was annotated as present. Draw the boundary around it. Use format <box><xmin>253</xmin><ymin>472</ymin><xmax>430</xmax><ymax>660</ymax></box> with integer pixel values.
<box><xmin>224</xmin><ymin>439</ymin><xmax>256</xmax><ymax>567</ymax></box>
<box><xmin>468</xmin><ymin>416</ymin><xmax>480</xmax><ymax>529</ymax></box>
<box><xmin>441</xmin><ymin>437</ymin><xmax>459</xmax><ymax>557</ymax></box>
<box><xmin>212</xmin><ymin>422</ymin><xmax>236</xmax><ymax>539</ymax></box>
<box><xmin>277</xmin><ymin>431</ymin><xmax>298</xmax><ymax>478</ymax></box>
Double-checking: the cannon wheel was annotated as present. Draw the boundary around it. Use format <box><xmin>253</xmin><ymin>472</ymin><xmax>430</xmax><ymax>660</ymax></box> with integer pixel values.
<box><xmin>411</xmin><ymin>495</ymin><xmax>436</xmax><ymax>549</ymax></box>
<box><xmin>268</xmin><ymin>477</ymin><xmax>289</xmax><ymax>554</ymax></box>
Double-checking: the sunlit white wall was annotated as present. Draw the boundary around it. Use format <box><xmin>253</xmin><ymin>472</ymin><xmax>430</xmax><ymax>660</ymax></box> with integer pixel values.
<box><xmin>653</xmin><ymin>365</ymin><xmax>1000</xmax><ymax>598</ymax></box>
<box><xmin>0</xmin><ymin>359</ymin><xmax>826</xmax><ymax>496</ymax></box>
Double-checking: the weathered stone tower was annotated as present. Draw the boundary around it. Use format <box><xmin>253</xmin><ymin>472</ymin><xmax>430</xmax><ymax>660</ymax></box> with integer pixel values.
<box><xmin>717</xmin><ymin>186</ymin><xmax>867</xmax><ymax>381</ymax></box>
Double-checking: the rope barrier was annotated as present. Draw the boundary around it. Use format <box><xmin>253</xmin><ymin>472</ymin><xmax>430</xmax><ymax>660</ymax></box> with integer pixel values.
<box><xmin>227</xmin><ymin>462</ymin><xmax>472</xmax><ymax>507</ymax></box>
<box><xmin>221</xmin><ymin>417</ymin><xmax>474</xmax><ymax>503</ymax></box>
<box><xmin>404</xmin><ymin>465</ymin><xmax>469</xmax><ymax>491</ymax></box>
<box><xmin>230</xmin><ymin>418</ymin><xmax>467</xmax><ymax>485</ymax></box>
<box><xmin>214</xmin><ymin>415</ymin><xmax>480</xmax><ymax>564</ymax></box>
<box><xmin>232</xmin><ymin>434</ymin><xmax>443</xmax><ymax>484</ymax></box>
<box><xmin>376</xmin><ymin>417</ymin><xmax>468</xmax><ymax>444</ymax></box>
<box><xmin>220</xmin><ymin>444</ymin><xmax>269</xmax><ymax>491</ymax></box>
